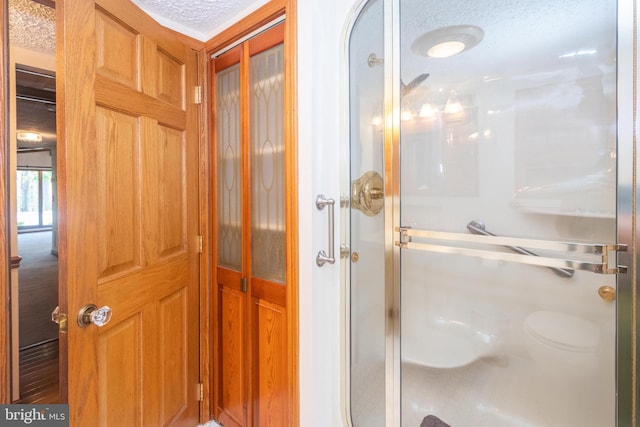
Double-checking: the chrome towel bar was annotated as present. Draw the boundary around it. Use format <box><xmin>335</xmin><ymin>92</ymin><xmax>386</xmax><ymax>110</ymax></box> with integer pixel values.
<box><xmin>396</xmin><ymin>221</ymin><xmax>627</xmax><ymax>275</ymax></box>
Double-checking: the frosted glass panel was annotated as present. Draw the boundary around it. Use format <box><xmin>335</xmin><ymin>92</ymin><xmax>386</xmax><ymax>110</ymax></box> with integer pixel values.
<box><xmin>347</xmin><ymin>0</ymin><xmax>386</xmax><ymax>425</ymax></box>
<box><xmin>216</xmin><ymin>64</ymin><xmax>242</xmax><ymax>270</ymax></box>
<box><xmin>399</xmin><ymin>0</ymin><xmax>616</xmax><ymax>426</ymax></box>
<box><xmin>250</xmin><ymin>43</ymin><xmax>286</xmax><ymax>283</ymax></box>
<box><xmin>348</xmin><ymin>0</ymin><xmax>622</xmax><ymax>425</ymax></box>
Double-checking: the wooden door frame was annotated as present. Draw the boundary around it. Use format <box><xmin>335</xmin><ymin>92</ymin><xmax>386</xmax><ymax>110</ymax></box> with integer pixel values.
<box><xmin>205</xmin><ymin>0</ymin><xmax>298</xmax><ymax>425</ymax></box>
<box><xmin>197</xmin><ymin>45</ymin><xmax>212</xmax><ymax>423</ymax></box>
<box><xmin>0</xmin><ymin>0</ymin><xmax>10</xmax><ymax>404</ymax></box>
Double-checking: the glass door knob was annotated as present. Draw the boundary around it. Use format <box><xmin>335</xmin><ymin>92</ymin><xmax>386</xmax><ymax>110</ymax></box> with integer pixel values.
<box><xmin>77</xmin><ymin>304</ymin><xmax>113</xmax><ymax>328</ymax></box>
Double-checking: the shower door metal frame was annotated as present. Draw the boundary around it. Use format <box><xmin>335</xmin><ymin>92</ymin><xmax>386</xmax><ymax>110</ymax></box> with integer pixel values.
<box><xmin>372</xmin><ymin>1</ymin><xmax>639</xmax><ymax>426</ymax></box>
<box><xmin>615</xmin><ymin>0</ymin><xmax>637</xmax><ymax>425</ymax></box>
<box><xmin>382</xmin><ymin>0</ymin><xmax>401</xmax><ymax>426</ymax></box>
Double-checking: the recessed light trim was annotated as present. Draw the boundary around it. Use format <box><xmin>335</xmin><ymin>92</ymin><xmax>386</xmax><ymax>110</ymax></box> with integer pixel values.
<box><xmin>412</xmin><ymin>25</ymin><xmax>484</xmax><ymax>59</ymax></box>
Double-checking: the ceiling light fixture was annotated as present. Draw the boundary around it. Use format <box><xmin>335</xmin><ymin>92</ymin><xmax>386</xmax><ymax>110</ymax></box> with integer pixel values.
<box><xmin>428</xmin><ymin>41</ymin><xmax>466</xmax><ymax>58</ymax></box>
<box><xmin>17</xmin><ymin>131</ymin><xmax>43</xmax><ymax>143</ymax></box>
<box><xmin>412</xmin><ymin>25</ymin><xmax>484</xmax><ymax>59</ymax></box>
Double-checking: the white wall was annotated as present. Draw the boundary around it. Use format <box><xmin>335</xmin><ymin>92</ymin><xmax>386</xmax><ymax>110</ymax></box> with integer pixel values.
<box><xmin>297</xmin><ymin>0</ymin><xmax>363</xmax><ymax>426</ymax></box>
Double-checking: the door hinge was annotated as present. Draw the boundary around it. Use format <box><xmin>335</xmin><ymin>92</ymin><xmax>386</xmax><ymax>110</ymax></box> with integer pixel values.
<box><xmin>197</xmin><ymin>383</ymin><xmax>204</xmax><ymax>401</ymax></box>
<box><xmin>194</xmin><ymin>85</ymin><xmax>202</xmax><ymax>104</ymax></box>
<box><xmin>240</xmin><ymin>277</ymin><xmax>248</xmax><ymax>293</ymax></box>
<box><xmin>197</xmin><ymin>235</ymin><xmax>203</xmax><ymax>254</ymax></box>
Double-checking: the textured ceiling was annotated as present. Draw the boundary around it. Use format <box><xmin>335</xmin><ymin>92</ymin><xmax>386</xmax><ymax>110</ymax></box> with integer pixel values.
<box><xmin>9</xmin><ymin>0</ymin><xmax>269</xmax><ymax>48</ymax></box>
<box><xmin>8</xmin><ymin>0</ymin><xmax>56</xmax><ymax>56</ymax></box>
<box><xmin>132</xmin><ymin>0</ymin><xmax>270</xmax><ymax>41</ymax></box>
<box><xmin>350</xmin><ymin>0</ymin><xmax>615</xmax><ymax>94</ymax></box>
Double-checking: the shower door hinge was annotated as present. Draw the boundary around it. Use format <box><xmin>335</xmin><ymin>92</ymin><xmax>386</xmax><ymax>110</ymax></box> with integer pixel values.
<box><xmin>197</xmin><ymin>383</ymin><xmax>203</xmax><ymax>401</ymax></box>
<box><xmin>340</xmin><ymin>194</ymin><xmax>350</xmax><ymax>208</ymax></box>
<box><xmin>340</xmin><ymin>244</ymin><xmax>350</xmax><ymax>259</ymax></box>
<box><xmin>194</xmin><ymin>85</ymin><xmax>203</xmax><ymax>104</ymax></box>
<box><xmin>197</xmin><ymin>235</ymin><xmax>203</xmax><ymax>253</ymax></box>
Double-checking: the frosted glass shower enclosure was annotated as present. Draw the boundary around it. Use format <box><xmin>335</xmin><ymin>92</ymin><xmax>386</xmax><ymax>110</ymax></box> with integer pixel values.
<box><xmin>346</xmin><ymin>0</ymin><xmax>634</xmax><ymax>426</ymax></box>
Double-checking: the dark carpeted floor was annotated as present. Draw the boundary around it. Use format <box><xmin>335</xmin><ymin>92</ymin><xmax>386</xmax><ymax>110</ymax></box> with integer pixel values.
<box><xmin>17</xmin><ymin>230</ymin><xmax>59</xmax><ymax>348</ymax></box>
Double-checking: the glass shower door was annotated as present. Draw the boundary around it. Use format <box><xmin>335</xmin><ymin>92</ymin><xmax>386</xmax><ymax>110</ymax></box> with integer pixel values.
<box><xmin>348</xmin><ymin>0</ymin><xmax>386</xmax><ymax>426</ymax></box>
<box><xmin>398</xmin><ymin>0</ymin><xmax>620</xmax><ymax>426</ymax></box>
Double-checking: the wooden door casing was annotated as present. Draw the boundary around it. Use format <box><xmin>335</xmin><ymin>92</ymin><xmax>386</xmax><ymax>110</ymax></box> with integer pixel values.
<box><xmin>57</xmin><ymin>0</ymin><xmax>201</xmax><ymax>425</ymax></box>
<box><xmin>0</xmin><ymin>0</ymin><xmax>9</xmax><ymax>404</ymax></box>
<box><xmin>212</xmin><ymin>23</ymin><xmax>289</xmax><ymax>427</ymax></box>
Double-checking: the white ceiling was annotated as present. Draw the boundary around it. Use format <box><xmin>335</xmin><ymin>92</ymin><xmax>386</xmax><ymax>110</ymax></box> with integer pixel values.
<box><xmin>10</xmin><ymin>0</ymin><xmax>617</xmax><ymax>78</ymax></box>
<box><xmin>9</xmin><ymin>0</ymin><xmax>269</xmax><ymax>50</ymax></box>
<box><xmin>9</xmin><ymin>0</ymin><xmax>56</xmax><ymax>55</ymax></box>
<box><xmin>348</xmin><ymin>0</ymin><xmax>616</xmax><ymax>99</ymax></box>
<box><xmin>131</xmin><ymin>0</ymin><xmax>269</xmax><ymax>41</ymax></box>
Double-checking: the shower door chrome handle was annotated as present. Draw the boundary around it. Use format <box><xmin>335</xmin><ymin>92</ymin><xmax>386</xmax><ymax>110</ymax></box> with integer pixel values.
<box><xmin>397</xmin><ymin>225</ymin><xmax>628</xmax><ymax>275</ymax></box>
<box><xmin>316</xmin><ymin>194</ymin><xmax>336</xmax><ymax>266</ymax></box>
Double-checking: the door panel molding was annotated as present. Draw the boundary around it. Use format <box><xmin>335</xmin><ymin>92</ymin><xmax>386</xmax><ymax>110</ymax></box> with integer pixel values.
<box><xmin>95</xmin><ymin>76</ymin><xmax>187</xmax><ymax>130</ymax></box>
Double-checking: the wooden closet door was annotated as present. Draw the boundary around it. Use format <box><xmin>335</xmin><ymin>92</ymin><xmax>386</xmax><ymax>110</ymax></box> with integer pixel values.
<box><xmin>214</xmin><ymin>43</ymin><xmax>247</xmax><ymax>427</ymax></box>
<box><xmin>57</xmin><ymin>0</ymin><xmax>201</xmax><ymax>425</ymax></box>
<box><xmin>247</xmin><ymin>24</ymin><xmax>288</xmax><ymax>427</ymax></box>
<box><xmin>213</xmin><ymin>24</ymin><xmax>287</xmax><ymax>427</ymax></box>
